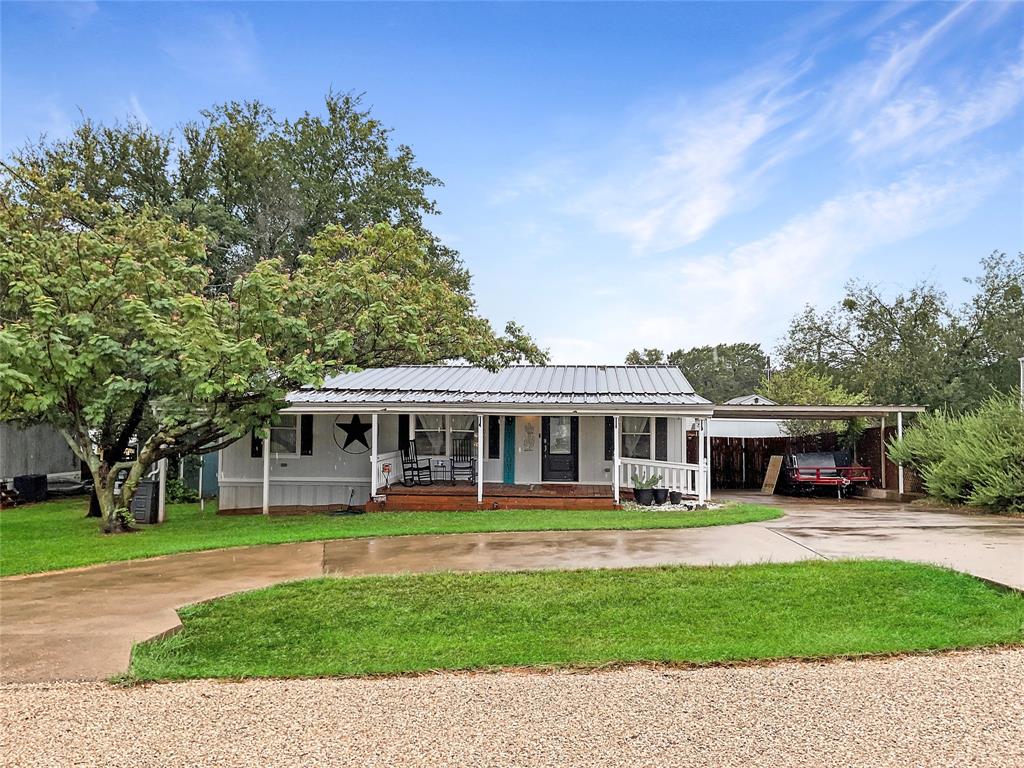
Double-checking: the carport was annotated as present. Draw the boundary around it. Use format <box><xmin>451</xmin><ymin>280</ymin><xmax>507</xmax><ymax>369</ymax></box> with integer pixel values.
<box><xmin>707</xmin><ymin>404</ymin><xmax>927</xmax><ymax>497</ymax></box>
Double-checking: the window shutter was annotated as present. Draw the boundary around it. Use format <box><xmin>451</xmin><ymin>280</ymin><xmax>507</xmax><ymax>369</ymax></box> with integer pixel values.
<box><xmin>300</xmin><ymin>415</ymin><xmax>314</xmax><ymax>456</ymax></box>
<box><xmin>398</xmin><ymin>415</ymin><xmax>410</xmax><ymax>451</ymax></box>
<box><xmin>488</xmin><ymin>415</ymin><xmax>501</xmax><ymax>459</ymax></box>
<box><xmin>604</xmin><ymin>416</ymin><xmax>614</xmax><ymax>461</ymax></box>
<box><xmin>655</xmin><ymin>417</ymin><xmax>668</xmax><ymax>461</ymax></box>
<box><xmin>250</xmin><ymin>431</ymin><xmax>263</xmax><ymax>458</ymax></box>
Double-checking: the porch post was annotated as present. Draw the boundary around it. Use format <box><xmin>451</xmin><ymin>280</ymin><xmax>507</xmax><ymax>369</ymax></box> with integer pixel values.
<box><xmin>477</xmin><ymin>414</ymin><xmax>484</xmax><ymax>504</ymax></box>
<box><xmin>612</xmin><ymin>415</ymin><xmax>621</xmax><ymax>504</ymax></box>
<box><xmin>697</xmin><ymin>418</ymin><xmax>707</xmax><ymax>504</ymax></box>
<box><xmin>198</xmin><ymin>453</ymin><xmax>204</xmax><ymax>513</ymax></box>
<box><xmin>157</xmin><ymin>457</ymin><xmax>167</xmax><ymax>523</ymax></box>
<box><xmin>261</xmin><ymin>436</ymin><xmax>270</xmax><ymax>515</ymax></box>
<box><xmin>879</xmin><ymin>415</ymin><xmax>886</xmax><ymax>489</ymax></box>
<box><xmin>896</xmin><ymin>411</ymin><xmax>904</xmax><ymax>496</ymax></box>
<box><xmin>705</xmin><ymin>417</ymin><xmax>713</xmax><ymax>501</ymax></box>
<box><xmin>370</xmin><ymin>412</ymin><xmax>379</xmax><ymax>497</ymax></box>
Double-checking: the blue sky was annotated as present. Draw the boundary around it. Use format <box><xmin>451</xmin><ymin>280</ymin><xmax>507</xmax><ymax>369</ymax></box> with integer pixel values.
<box><xmin>3</xmin><ymin>1</ymin><xmax>1022</xmax><ymax>363</ymax></box>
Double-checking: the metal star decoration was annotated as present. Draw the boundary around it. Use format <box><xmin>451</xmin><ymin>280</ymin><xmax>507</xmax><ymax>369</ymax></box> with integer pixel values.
<box><xmin>335</xmin><ymin>415</ymin><xmax>371</xmax><ymax>453</ymax></box>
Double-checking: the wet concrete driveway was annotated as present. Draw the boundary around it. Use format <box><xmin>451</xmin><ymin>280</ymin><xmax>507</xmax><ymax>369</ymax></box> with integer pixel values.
<box><xmin>1</xmin><ymin>496</ymin><xmax>1021</xmax><ymax>682</ymax></box>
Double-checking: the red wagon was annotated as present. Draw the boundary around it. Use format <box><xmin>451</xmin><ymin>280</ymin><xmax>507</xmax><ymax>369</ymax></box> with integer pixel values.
<box><xmin>784</xmin><ymin>452</ymin><xmax>872</xmax><ymax>498</ymax></box>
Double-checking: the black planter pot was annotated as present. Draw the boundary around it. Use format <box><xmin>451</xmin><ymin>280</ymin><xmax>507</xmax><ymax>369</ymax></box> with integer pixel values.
<box><xmin>634</xmin><ymin>488</ymin><xmax>655</xmax><ymax>506</ymax></box>
<box><xmin>652</xmin><ymin>488</ymin><xmax>669</xmax><ymax>505</ymax></box>
<box><xmin>669</xmin><ymin>491</ymin><xmax>683</xmax><ymax>505</ymax></box>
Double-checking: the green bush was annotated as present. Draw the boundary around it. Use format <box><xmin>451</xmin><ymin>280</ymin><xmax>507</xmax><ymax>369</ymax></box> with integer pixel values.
<box><xmin>889</xmin><ymin>394</ymin><xmax>1024</xmax><ymax>513</ymax></box>
<box><xmin>164</xmin><ymin>478</ymin><xmax>199</xmax><ymax>504</ymax></box>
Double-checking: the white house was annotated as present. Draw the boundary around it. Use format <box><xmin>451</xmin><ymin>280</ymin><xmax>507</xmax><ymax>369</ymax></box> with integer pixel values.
<box><xmin>217</xmin><ymin>365</ymin><xmax>716</xmax><ymax>513</ymax></box>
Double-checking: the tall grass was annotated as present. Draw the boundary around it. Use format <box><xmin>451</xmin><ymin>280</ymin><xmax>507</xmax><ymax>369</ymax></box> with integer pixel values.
<box><xmin>889</xmin><ymin>394</ymin><xmax>1024</xmax><ymax>513</ymax></box>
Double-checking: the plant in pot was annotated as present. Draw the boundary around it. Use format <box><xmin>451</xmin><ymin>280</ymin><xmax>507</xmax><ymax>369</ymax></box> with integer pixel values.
<box><xmin>631</xmin><ymin>473</ymin><xmax>661</xmax><ymax>506</ymax></box>
<box><xmin>652</xmin><ymin>486</ymin><xmax>669</xmax><ymax>505</ymax></box>
<box><xmin>669</xmin><ymin>490</ymin><xmax>684</xmax><ymax>505</ymax></box>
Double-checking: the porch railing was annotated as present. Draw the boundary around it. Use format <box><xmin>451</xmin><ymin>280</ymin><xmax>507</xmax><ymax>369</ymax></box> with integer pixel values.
<box><xmin>375</xmin><ymin>449</ymin><xmax>403</xmax><ymax>490</ymax></box>
<box><xmin>620</xmin><ymin>458</ymin><xmax>701</xmax><ymax>496</ymax></box>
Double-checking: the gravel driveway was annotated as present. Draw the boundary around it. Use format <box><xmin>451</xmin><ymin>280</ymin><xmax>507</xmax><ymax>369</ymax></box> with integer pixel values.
<box><xmin>3</xmin><ymin>649</ymin><xmax>1021</xmax><ymax>767</ymax></box>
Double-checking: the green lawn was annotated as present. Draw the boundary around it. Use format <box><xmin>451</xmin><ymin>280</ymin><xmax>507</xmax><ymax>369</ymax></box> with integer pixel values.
<box><xmin>0</xmin><ymin>496</ymin><xmax>781</xmax><ymax>576</ymax></box>
<box><xmin>129</xmin><ymin>560</ymin><xmax>1024</xmax><ymax>680</ymax></box>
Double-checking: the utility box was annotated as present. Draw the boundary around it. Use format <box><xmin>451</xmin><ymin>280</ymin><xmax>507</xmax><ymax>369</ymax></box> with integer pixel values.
<box><xmin>131</xmin><ymin>480</ymin><xmax>159</xmax><ymax>524</ymax></box>
<box><xmin>13</xmin><ymin>474</ymin><xmax>47</xmax><ymax>503</ymax></box>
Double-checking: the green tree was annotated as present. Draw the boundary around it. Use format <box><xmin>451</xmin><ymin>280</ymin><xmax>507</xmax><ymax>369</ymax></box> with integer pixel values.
<box><xmin>624</xmin><ymin>343</ymin><xmax>769</xmax><ymax>402</ymax></box>
<box><xmin>12</xmin><ymin>91</ymin><xmax>462</xmax><ymax>286</ymax></box>
<box><xmin>778</xmin><ymin>252</ymin><xmax>1023</xmax><ymax>410</ymax></box>
<box><xmin>757</xmin><ymin>366</ymin><xmax>867</xmax><ymax>440</ymax></box>
<box><xmin>0</xmin><ymin>176</ymin><xmax>543</xmax><ymax>531</ymax></box>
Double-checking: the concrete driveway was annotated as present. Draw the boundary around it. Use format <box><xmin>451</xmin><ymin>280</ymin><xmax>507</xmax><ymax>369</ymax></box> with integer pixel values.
<box><xmin>1</xmin><ymin>496</ymin><xmax>1021</xmax><ymax>683</ymax></box>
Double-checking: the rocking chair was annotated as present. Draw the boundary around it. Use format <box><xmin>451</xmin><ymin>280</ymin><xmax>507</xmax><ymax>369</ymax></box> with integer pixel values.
<box><xmin>401</xmin><ymin>441</ymin><xmax>433</xmax><ymax>487</ymax></box>
<box><xmin>449</xmin><ymin>438</ymin><xmax>477</xmax><ymax>485</ymax></box>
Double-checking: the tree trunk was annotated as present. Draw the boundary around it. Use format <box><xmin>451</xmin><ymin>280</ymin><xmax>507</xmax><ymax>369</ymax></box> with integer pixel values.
<box><xmin>86</xmin><ymin>489</ymin><xmax>101</xmax><ymax>518</ymax></box>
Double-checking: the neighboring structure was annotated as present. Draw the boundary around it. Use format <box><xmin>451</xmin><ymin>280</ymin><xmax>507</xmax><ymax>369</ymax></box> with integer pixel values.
<box><xmin>0</xmin><ymin>423</ymin><xmax>78</xmax><ymax>481</ymax></box>
<box><xmin>218</xmin><ymin>365</ymin><xmax>716</xmax><ymax>513</ymax></box>
<box><xmin>710</xmin><ymin>394</ymin><xmax>786</xmax><ymax>439</ymax></box>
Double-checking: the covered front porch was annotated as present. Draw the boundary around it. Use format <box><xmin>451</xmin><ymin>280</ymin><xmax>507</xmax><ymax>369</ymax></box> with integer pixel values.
<box><xmin>365</xmin><ymin>481</ymin><xmax>621</xmax><ymax>511</ymax></box>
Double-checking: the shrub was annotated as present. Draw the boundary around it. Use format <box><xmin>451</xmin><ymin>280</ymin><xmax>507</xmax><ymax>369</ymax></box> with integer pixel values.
<box><xmin>889</xmin><ymin>394</ymin><xmax>1024</xmax><ymax>513</ymax></box>
<box><xmin>164</xmin><ymin>478</ymin><xmax>200</xmax><ymax>504</ymax></box>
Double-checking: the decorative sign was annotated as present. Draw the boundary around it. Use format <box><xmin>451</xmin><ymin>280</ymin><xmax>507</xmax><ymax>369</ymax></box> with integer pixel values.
<box><xmin>522</xmin><ymin>421</ymin><xmax>537</xmax><ymax>451</ymax></box>
<box><xmin>334</xmin><ymin>415</ymin><xmax>371</xmax><ymax>454</ymax></box>
<box><xmin>762</xmin><ymin>455</ymin><xmax>784</xmax><ymax>495</ymax></box>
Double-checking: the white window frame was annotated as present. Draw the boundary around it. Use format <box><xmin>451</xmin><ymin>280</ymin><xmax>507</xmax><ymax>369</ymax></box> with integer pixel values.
<box><xmin>621</xmin><ymin>416</ymin><xmax>652</xmax><ymax>460</ymax></box>
<box><xmin>411</xmin><ymin>414</ymin><xmax>479</xmax><ymax>457</ymax></box>
<box><xmin>269</xmin><ymin>414</ymin><xmax>299</xmax><ymax>457</ymax></box>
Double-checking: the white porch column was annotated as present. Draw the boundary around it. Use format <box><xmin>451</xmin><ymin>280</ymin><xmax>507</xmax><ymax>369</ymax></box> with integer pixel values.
<box><xmin>612</xmin><ymin>415</ymin><xmax>621</xmax><ymax>505</ymax></box>
<box><xmin>157</xmin><ymin>457</ymin><xmax>167</xmax><ymax>523</ymax></box>
<box><xmin>370</xmin><ymin>413</ymin><xmax>379</xmax><ymax>498</ymax></box>
<box><xmin>697</xmin><ymin>418</ymin><xmax>707</xmax><ymax>504</ymax></box>
<box><xmin>477</xmin><ymin>414</ymin><xmax>484</xmax><ymax>504</ymax></box>
<box><xmin>705</xmin><ymin>418</ymin><xmax>713</xmax><ymax>501</ymax></box>
<box><xmin>741</xmin><ymin>437</ymin><xmax>747</xmax><ymax>487</ymax></box>
<box><xmin>879</xmin><ymin>415</ymin><xmax>886</xmax><ymax>489</ymax></box>
<box><xmin>897</xmin><ymin>411</ymin><xmax>904</xmax><ymax>496</ymax></box>
<box><xmin>261</xmin><ymin>436</ymin><xmax>270</xmax><ymax>515</ymax></box>
<box><xmin>198</xmin><ymin>453</ymin><xmax>205</xmax><ymax>513</ymax></box>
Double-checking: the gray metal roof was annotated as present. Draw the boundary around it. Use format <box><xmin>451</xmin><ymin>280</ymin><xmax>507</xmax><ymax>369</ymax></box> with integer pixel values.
<box><xmin>287</xmin><ymin>365</ymin><xmax>711</xmax><ymax>408</ymax></box>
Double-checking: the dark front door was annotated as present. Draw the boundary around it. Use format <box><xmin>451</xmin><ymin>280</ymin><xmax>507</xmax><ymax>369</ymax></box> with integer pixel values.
<box><xmin>542</xmin><ymin>416</ymin><xmax>578</xmax><ymax>481</ymax></box>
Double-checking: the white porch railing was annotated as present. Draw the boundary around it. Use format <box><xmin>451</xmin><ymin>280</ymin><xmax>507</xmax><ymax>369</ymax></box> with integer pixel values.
<box><xmin>620</xmin><ymin>458</ymin><xmax>701</xmax><ymax>496</ymax></box>
<box><xmin>375</xmin><ymin>449</ymin><xmax>403</xmax><ymax>490</ymax></box>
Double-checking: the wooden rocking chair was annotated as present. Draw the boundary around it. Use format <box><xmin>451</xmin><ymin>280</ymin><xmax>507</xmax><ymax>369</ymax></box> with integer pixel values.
<box><xmin>449</xmin><ymin>438</ymin><xmax>477</xmax><ymax>485</ymax></box>
<box><xmin>401</xmin><ymin>441</ymin><xmax>433</xmax><ymax>487</ymax></box>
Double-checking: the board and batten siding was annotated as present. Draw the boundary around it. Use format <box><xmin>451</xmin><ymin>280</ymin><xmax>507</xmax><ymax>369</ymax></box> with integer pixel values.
<box><xmin>218</xmin><ymin>413</ymin><xmax>399</xmax><ymax>510</ymax></box>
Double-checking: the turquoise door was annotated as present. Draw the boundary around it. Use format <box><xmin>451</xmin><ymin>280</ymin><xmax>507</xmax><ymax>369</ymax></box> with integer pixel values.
<box><xmin>502</xmin><ymin>416</ymin><xmax>515</xmax><ymax>483</ymax></box>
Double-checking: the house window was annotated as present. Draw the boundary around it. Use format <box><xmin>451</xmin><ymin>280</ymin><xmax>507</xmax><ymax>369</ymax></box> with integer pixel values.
<box><xmin>414</xmin><ymin>415</ymin><xmax>446</xmax><ymax>456</ymax></box>
<box><xmin>450</xmin><ymin>415</ymin><xmax>477</xmax><ymax>454</ymax></box>
<box><xmin>621</xmin><ymin>416</ymin><xmax>651</xmax><ymax>459</ymax></box>
<box><xmin>270</xmin><ymin>415</ymin><xmax>298</xmax><ymax>456</ymax></box>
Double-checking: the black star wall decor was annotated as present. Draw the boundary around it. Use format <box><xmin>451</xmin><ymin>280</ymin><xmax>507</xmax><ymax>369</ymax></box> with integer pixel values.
<box><xmin>334</xmin><ymin>415</ymin><xmax>371</xmax><ymax>453</ymax></box>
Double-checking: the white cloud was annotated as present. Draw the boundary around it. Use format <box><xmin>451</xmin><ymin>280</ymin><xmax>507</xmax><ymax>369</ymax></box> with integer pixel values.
<box><xmin>126</xmin><ymin>94</ymin><xmax>150</xmax><ymax>126</ymax></box>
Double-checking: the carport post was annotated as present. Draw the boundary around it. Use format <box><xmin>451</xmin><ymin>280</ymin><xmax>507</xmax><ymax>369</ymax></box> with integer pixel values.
<box><xmin>897</xmin><ymin>411</ymin><xmax>904</xmax><ymax>496</ymax></box>
<box><xmin>261</xmin><ymin>436</ymin><xmax>270</xmax><ymax>515</ymax></box>
<box><xmin>157</xmin><ymin>457</ymin><xmax>167</xmax><ymax>523</ymax></box>
<box><xmin>879</xmin><ymin>416</ymin><xmax>886</xmax><ymax>489</ymax></box>
<box><xmin>612</xmin><ymin>415</ymin><xmax>621</xmax><ymax>504</ymax></box>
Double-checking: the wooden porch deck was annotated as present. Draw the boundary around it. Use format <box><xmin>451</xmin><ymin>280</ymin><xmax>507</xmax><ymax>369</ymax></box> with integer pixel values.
<box><xmin>367</xmin><ymin>482</ymin><xmax>621</xmax><ymax>511</ymax></box>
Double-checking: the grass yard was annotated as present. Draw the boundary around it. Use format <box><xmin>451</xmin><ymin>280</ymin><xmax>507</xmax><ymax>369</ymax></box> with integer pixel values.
<box><xmin>129</xmin><ymin>560</ymin><xmax>1024</xmax><ymax>680</ymax></box>
<box><xmin>0</xmin><ymin>497</ymin><xmax>781</xmax><ymax>576</ymax></box>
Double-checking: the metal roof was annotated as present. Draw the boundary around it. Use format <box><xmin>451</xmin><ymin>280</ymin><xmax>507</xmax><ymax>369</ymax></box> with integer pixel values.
<box><xmin>723</xmin><ymin>394</ymin><xmax>777</xmax><ymax>406</ymax></box>
<box><xmin>711</xmin><ymin>404</ymin><xmax>926</xmax><ymax>419</ymax></box>
<box><xmin>286</xmin><ymin>365</ymin><xmax>711</xmax><ymax>410</ymax></box>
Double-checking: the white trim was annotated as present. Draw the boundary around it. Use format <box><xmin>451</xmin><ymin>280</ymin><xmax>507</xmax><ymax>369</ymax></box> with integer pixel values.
<box><xmin>261</xmin><ymin>437</ymin><xmax>270</xmax><ymax>515</ymax></box>
<box><xmin>477</xmin><ymin>414</ymin><xmax>484</xmax><ymax>504</ymax></box>
<box><xmin>284</xmin><ymin>403</ymin><xmax>714</xmax><ymax>417</ymax></box>
<box><xmin>612</xmin><ymin>415</ymin><xmax>621</xmax><ymax>504</ymax></box>
<box><xmin>157</xmin><ymin>458</ymin><xmax>167</xmax><ymax>523</ymax></box>
<box><xmin>897</xmin><ymin>411</ymin><xmax>904</xmax><ymax>496</ymax></box>
<box><xmin>880</xmin><ymin>415</ymin><xmax>886</xmax><ymax>489</ymax></box>
<box><xmin>697</xmin><ymin>418</ymin><xmax>707</xmax><ymax>504</ymax></box>
<box><xmin>370</xmin><ymin>413</ymin><xmax>379</xmax><ymax>497</ymax></box>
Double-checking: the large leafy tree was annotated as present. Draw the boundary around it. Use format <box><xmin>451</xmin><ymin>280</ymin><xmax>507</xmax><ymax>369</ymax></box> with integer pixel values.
<box><xmin>0</xmin><ymin>176</ymin><xmax>543</xmax><ymax>531</ymax></box>
<box><xmin>756</xmin><ymin>366</ymin><xmax>867</xmax><ymax>441</ymax></box>
<box><xmin>13</xmin><ymin>91</ymin><xmax>463</xmax><ymax>286</ymax></box>
<box><xmin>625</xmin><ymin>343</ymin><xmax>768</xmax><ymax>402</ymax></box>
<box><xmin>777</xmin><ymin>252</ymin><xmax>1023</xmax><ymax>411</ymax></box>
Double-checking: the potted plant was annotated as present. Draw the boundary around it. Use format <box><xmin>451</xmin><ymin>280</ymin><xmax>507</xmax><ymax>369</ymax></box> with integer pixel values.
<box><xmin>669</xmin><ymin>490</ymin><xmax>684</xmax><ymax>505</ymax></box>
<box><xmin>653</xmin><ymin>486</ymin><xmax>669</xmax><ymax>505</ymax></box>
<box><xmin>631</xmin><ymin>473</ymin><xmax>661</xmax><ymax>506</ymax></box>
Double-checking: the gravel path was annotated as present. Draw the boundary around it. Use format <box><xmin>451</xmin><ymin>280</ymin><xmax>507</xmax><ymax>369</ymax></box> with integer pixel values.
<box><xmin>2</xmin><ymin>649</ymin><xmax>1021</xmax><ymax>767</ymax></box>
